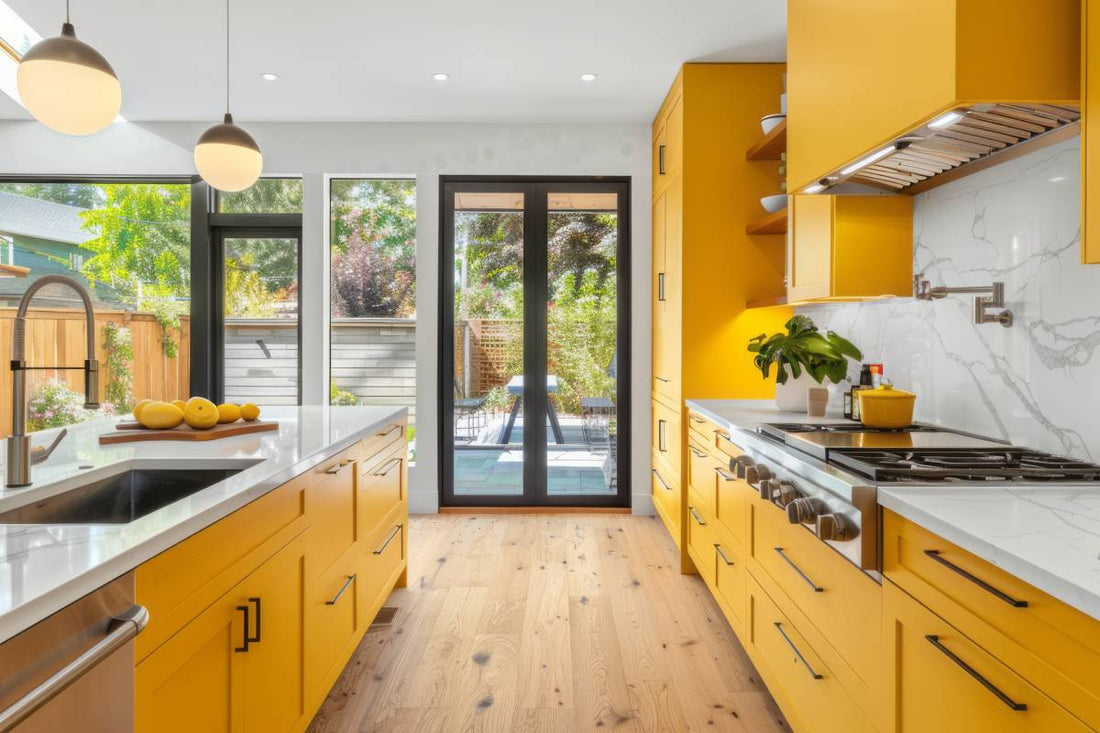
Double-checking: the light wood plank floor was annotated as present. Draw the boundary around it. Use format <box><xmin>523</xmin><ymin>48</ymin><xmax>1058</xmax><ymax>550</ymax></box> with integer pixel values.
<box><xmin>308</xmin><ymin>514</ymin><xmax>789</xmax><ymax>732</ymax></box>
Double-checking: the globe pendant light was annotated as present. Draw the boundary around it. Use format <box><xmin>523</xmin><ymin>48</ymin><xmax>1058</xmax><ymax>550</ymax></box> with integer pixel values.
<box><xmin>194</xmin><ymin>0</ymin><xmax>262</xmax><ymax>192</ymax></box>
<box><xmin>16</xmin><ymin>0</ymin><xmax>121</xmax><ymax>135</ymax></box>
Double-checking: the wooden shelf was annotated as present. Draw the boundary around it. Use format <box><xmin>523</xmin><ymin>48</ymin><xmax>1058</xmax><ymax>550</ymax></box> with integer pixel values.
<box><xmin>745</xmin><ymin>207</ymin><xmax>788</xmax><ymax>235</ymax></box>
<box><xmin>745</xmin><ymin>118</ymin><xmax>787</xmax><ymax>161</ymax></box>
<box><xmin>0</xmin><ymin>263</ymin><xmax>30</xmax><ymax>279</ymax></box>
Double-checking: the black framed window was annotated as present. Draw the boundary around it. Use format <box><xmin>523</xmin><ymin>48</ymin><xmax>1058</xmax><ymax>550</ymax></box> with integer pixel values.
<box><xmin>0</xmin><ymin>176</ymin><xmax>192</xmax><ymax>432</ymax></box>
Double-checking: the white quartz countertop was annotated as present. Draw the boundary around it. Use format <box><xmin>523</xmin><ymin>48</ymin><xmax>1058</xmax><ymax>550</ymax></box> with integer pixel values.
<box><xmin>685</xmin><ymin>399</ymin><xmax>1100</xmax><ymax>622</ymax></box>
<box><xmin>0</xmin><ymin>405</ymin><xmax>406</xmax><ymax>643</ymax></box>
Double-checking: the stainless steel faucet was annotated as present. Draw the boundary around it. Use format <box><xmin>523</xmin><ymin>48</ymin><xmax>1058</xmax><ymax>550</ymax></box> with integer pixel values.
<box><xmin>6</xmin><ymin>275</ymin><xmax>100</xmax><ymax>487</ymax></box>
<box><xmin>913</xmin><ymin>274</ymin><xmax>1014</xmax><ymax>327</ymax></box>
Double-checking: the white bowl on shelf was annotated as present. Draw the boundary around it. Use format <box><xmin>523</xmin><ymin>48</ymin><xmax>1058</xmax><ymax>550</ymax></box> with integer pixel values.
<box><xmin>760</xmin><ymin>194</ymin><xmax>788</xmax><ymax>214</ymax></box>
<box><xmin>760</xmin><ymin>113</ymin><xmax>786</xmax><ymax>135</ymax></box>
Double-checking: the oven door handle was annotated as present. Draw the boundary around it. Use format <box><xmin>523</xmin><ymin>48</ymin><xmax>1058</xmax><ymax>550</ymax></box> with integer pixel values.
<box><xmin>0</xmin><ymin>605</ymin><xmax>148</xmax><ymax>732</ymax></box>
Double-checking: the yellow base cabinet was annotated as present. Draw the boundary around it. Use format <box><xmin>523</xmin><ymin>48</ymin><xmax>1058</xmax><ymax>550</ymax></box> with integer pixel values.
<box><xmin>787</xmin><ymin>194</ymin><xmax>914</xmax><ymax>303</ymax></box>
<box><xmin>884</xmin><ymin>580</ymin><xmax>1091</xmax><ymax>733</ymax></box>
<box><xmin>136</xmin><ymin>533</ymin><xmax>308</xmax><ymax>733</ymax></box>
<box><xmin>136</xmin><ymin>418</ymin><xmax>409</xmax><ymax>733</ymax></box>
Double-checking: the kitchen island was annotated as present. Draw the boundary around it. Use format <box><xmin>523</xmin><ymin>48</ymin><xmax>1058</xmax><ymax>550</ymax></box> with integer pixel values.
<box><xmin>0</xmin><ymin>405</ymin><xmax>407</xmax><ymax>644</ymax></box>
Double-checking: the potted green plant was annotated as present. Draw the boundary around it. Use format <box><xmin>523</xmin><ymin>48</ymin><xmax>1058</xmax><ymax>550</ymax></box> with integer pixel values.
<box><xmin>747</xmin><ymin>315</ymin><xmax>862</xmax><ymax>412</ymax></box>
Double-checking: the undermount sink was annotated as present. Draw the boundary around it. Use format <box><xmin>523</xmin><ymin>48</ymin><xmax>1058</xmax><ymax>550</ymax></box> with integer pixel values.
<box><xmin>0</xmin><ymin>464</ymin><xmax>258</xmax><ymax>525</ymax></box>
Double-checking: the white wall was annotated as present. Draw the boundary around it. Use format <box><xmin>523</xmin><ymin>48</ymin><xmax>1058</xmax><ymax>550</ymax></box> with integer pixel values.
<box><xmin>0</xmin><ymin>120</ymin><xmax>653</xmax><ymax>514</ymax></box>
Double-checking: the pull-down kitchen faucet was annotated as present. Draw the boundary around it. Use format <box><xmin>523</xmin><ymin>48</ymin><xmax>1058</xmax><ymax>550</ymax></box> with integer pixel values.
<box><xmin>6</xmin><ymin>275</ymin><xmax>99</xmax><ymax>488</ymax></box>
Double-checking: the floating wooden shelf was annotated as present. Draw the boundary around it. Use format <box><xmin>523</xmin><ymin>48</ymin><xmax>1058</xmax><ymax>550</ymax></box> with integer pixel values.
<box><xmin>0</xmin><ymin>263</ymin><xmax>30</xmax><ymax>278</ymax></box>
<box><xmin>745</xmin><ymin>207</ymin><xmax>788</xmax><ymax>235</ymax></box>
<box><xmin>746</xmin><ymin>118</ymin><xmax>787</xmax><ymax>161</ymax></box>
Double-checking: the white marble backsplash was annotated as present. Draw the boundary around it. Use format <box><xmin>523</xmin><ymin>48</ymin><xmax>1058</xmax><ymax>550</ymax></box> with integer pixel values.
<box><xmin>797</xmin><ymin>136</ymin><xmax>1100</xmax><ymax>460</ymax></box>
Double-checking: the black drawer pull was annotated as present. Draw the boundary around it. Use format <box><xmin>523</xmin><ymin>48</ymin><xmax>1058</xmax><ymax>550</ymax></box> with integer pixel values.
<box><xmin>688</xmin><ymin>446</ymin><xmax>707</xmax><ymax>459</ymax></box>
<box><xmin>658</xmin><ymin>144</ymin><xmax>666</xmax><ymax>175</ymax></box>
<box><xmin>715</xmin><ymin>466</ymin><xmax>735</xmax><ymax>482</ymax></box>
<box><xmin>925</xmin><ymin>635</ymin><xmax>1027</xmax><ymax>711</ymax></box>
<box><xmin>325</xmin><ymin>459</ymin><xmax>353</xmax><ymax>475</ymax></box>
<box><xmin>774</xmin><ymin>622</ymin><xmax>822</xmax><ymax>680</ymax></box>
<box><xmin>325</xmin><ymin>574</ymin><xmax>356</xmax><ymax>605</ymax></box>
<box><xmin>689</xmin><ymin>415</ymin><xmax>705</xmax><ymax>424</ymax></box>
<box><xmin>715</xmin><ymin>544</ymin><xmax>735</xmax><ymax>566</ymax></box>
<box><xmin>774</xmin><ymin>547</ymin><xmax>823</xmax><ymax>593</ymax></box>
<box><xmin>923</xmin><ymin>550</ymin><xmax>1028</xmax><ymax>608</ymax></box>
<box><xmin>657</xmin><ymin>272</ymin><xmax>667</xmax><ymax>301</ymax></box>
<box><xmin>234</xmin><ymin>604</ymin><xmax>250</xmax><ymax>653</ymax></box>
<box><xmin>374</xmin><ymin>524</ymin><xmax>403</xmax><ymax>555</ymax></box>
<box><xmin>377</xmin><ymin>424</ymin><xmax>403</xmax><ymax>439</ymax></box>
<box><xmin>246</xmin><ymin>597</ymin><xmax>261</xmax><ymax>643</ymax></box>
<box><xmin>689</xmin><ymin>506</ymin><xmax>706</xmax><ymax>526</ymax></box>
<box><xmin>372</xmin><ymin>457</ymin><xmax>402</xmax><ymax>477</ymax></box>
<box><xmin>652</xmin><ymin>469</ymin><xmax>671</xmax><ymax>491</ymax></box>
<box><xmin>655</xmin><ymin>376</ymin><xmax>670</xmax><ymax>384</ymax></box>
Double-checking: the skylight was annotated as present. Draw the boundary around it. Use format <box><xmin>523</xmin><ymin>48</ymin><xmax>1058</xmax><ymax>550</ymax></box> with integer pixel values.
<box><xmin>0</xmin><ymin>0</ymin><xmax>42</xmax><ymax>107</ymax></box>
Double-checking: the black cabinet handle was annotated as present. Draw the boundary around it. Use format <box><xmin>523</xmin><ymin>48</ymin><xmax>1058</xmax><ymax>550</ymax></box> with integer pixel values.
<box><xmin>652</xmin><ymin>469</ymin><xmax>671</xmax><ymax>491</ymax></box>
<box><xmin>657</xmin><ymin>272</ymin><xmax>666</xmax><ymax>301</ymax></box>
<box><xmin>234</xmin><ymin>604</ymin><xmax>250</xmax><ymax>653</ymax></box>
<box><xmin>374</xmin><ymin>524</ymin><xmax>403</xmax><ymax>555</ymax></box>
<box><xmin>774</xmin><ymin>622</ymin><xmax>822</xmax><ymax>680</ymax></box>
<box><xmin>325</xmin><ymin>459</ymin><xmax>353</xmax><ymax>475</ymax></box>
<box><xmin>246</xmin><ymin>597</ymin><xmax>261</xmax><ymax>643</ymax></box>
<box><xmin>925</xmin><ymin>635</ymin><xmax>1027</xmax><ymax>711</ymax></box>
<box><xmin>377</xmin><ymin>424</ymin><xmax>403</xmax><ymax>439</ymax></box>
<box><xmin>689</xmin><ymin>506</ymin><xmax>706</xmax><ymax>526</ymax></box>
<box><xmin>715</xmin><ymin>466</ymin><xmax>735</xmax><ymax>482</ymax></box>
<box><xmin>658</xmin><ymin>145</ymin><xmax>666</xmax><ymax>175</ymax></box>
<box><xmin>658</xmin><ymin>419</ymin><xmax>667</xmax><ymax>452</ymax></box>
<box><xmin>715</xmin><ymin>544</ymin><xmax>735</xmax><ymax>566</ymax></box>
<box><xmin>689</xmin><ymin>446</ymin><xmax>707</xmax><ymax>459</ymax></box>
<box><xmin>774</xmin><ymin>547</ymin><xmax>823</xmax><ymax>593</ymax></box>
<box><xmin>326</xmin><ymin>575</ymin><xmax>356</xmax><ymax>606</ymax></box>
<box><xmin>655</xmin><ymin>376</ymin><xmax>670</xmax><ymax>384</ymax></box>
<box><xmin>923</xmin><ymin>550</ymin><xmax>1028</xmax><ymax>608</ymax></box>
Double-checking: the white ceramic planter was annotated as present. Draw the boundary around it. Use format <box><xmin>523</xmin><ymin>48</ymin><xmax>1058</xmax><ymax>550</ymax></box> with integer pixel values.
<box><xmin>774</xmin><ymin>371</ymin><xmax>820</xmax><ymax>413</ymax></box>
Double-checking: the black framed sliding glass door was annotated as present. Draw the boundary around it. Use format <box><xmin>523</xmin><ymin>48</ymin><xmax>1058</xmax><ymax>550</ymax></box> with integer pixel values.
<box><xmin>440</xmin><ymin>177</ymin><xmax>630</xmax><ymax>507</ymax></box>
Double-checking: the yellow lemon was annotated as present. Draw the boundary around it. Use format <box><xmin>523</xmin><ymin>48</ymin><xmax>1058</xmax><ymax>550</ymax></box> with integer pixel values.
<box><xmin>132</xmin><ymin>398</ymin><xmax>155</xmax><ymax>422</ymax></box>
<box><xmin>217</xmin><ymin>403</ymin><xmax>242</xmax><ymax>424</ymax></box>
<box><xmin>171</xmin><ymin>399</ymin><xmax>187</xmax><ymax>411</ymax></box>
<box><xmin>183</xmin><ymin>397</ymin><xmax>219</xmax><ymax>429</ymax></box>
<box><xmin>239</xmin><ymin>403</ymin><xmax>260</xmax><ymax>422</ymax></box>
<box><xmin>139</xmin><ymin>402</ymin><xmax>184</xmax><ymax>430</ymax></box>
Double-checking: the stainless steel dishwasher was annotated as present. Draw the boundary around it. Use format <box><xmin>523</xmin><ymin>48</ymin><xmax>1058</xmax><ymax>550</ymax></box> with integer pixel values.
<box><xmin>0</xmin><ymin>573</ymin><xmax>146</xmax><ymax>732</ymax></box>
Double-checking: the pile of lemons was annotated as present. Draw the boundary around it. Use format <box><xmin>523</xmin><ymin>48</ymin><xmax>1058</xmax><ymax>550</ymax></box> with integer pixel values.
<box><xmin>132</xmin><ymin>397</ymin><xmax>262</xmax><ymax>430</ymax></box>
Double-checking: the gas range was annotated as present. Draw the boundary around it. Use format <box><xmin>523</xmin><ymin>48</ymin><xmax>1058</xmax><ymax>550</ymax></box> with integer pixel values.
<box><xmin>713</xmin><ymin>419</ymin><xmax>1100</xmax><ymax>575</ymax></box>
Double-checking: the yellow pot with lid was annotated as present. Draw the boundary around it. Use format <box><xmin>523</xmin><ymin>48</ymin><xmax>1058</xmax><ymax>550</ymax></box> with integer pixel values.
<box><xmin>856</xmin><ymin>382</ymin><xmax>916</xmax><ymax>429</ymax></box>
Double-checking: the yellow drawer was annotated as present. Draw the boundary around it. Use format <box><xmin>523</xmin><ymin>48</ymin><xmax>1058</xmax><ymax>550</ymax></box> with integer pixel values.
<box><xmin>651</xmin><ymin>457</ymin><xmax>680</xmax><ymax>545</ymax></box>
<box><xmin>358</xmin><ymin>440</ymin><xmax>406</xmax><ymax>539</ymax></box>
<box><xmin>135</xmin><ymin>471</ymin><xmax>309</xmax><ymax>661</ymax></box>
<box><xmin>885</xmin><ymin>580</ymin><xmax>1091</xmax><ymax>733</ymax></box>
<box><xmin>306</xmin><ymin>450</ymin><xmax>359</xmax><ymax>576</ymax></box>
<box><xmin>652</xmin><ymin>323</ymin><xmax>681</xmax><ymax>405</ymax></box>
<box><xmin>714</xmin><ymin>458</ymin><xmax>749</xmax><ymax>554</ymax></box>
<box><xmin>747</xmin><ymin>574</ymin><xmax>876</xmax><ymax>733</ymax></box>
<box><xmin>713</xmin><ymin>533</ymin><xmax>745</xmax><ymax>629</ymax></box>
<box><xmin>752</xmin><ymin>498</ymin><xmax>882</xmax><ymax>705</ymax></box>
<box><xmin>686</xmin><ymin>409</ymin><xmax>725</xmax><ymax>455</ymax></box>
<box><xmin>306</xmin><ymin>549</ymin><xmax>361</xmax><ymax>703</ymax></box>
<box><xmin>687</xmin><ymin>439</ymin><xmax>718</xmax><ymax>513</ymax></box>
<box><xmin>651</xmin><ymin>398</ymin><xmax>681</xmax><ymax>474</ymax></box>
<box><xmin>686</xmin><ymin>489</ymin><xmax>715</xmax><ymax>586</ymax></box>
<box><xmin>356</xmin><ymin>419</ymin><xmax>406</xmax><ymax>464</ymax></box>
<box><xmin>359</xmin><ymin>509</ymin><xmax>407</xmax><ymax>626</ymax></box>
<box><xmin>884</xmin><ymin>510</ymin><xmax>1100</xmax><ymax>729</ymax></box>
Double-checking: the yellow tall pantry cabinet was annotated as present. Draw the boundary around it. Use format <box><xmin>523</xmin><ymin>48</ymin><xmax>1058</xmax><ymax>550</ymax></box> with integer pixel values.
<box><xmin>650</xmin><ymin>64</ymin><xmax>792</xmax><ymax>567</ymax></box>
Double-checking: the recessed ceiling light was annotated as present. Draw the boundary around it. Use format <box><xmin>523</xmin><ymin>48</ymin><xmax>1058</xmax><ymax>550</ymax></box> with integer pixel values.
<box><xmin>432</xmin><ymin>72</ymin><xmax>450</xmax><ymax>81</ymax></box>
<box><xmin>580</xmin><ymin>73</ymin><xmax>598</xmax><ymax>82</ymax></box>
<box><xmin>259</xmin><ymin>72</ymin><xmax>279</xmax><ymax>81</ymax></box>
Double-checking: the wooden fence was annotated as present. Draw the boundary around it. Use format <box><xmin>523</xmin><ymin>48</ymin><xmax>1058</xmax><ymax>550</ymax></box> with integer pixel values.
<box><xmin>454</xmin><ymin>319</ymin><xmax>519</xmax><ymax>398</ymax></box>
<box><xmin>0</xmin><ymin>307</ymin><xmax>190</xmax><ymax>434</ymax></box>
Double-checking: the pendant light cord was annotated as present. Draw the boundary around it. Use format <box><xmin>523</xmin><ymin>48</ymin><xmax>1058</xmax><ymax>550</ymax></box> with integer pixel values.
<box><xmin>225</xmin><ymin>0</ymin><xmax>230</xmax><ymax>115</ymax></box>
<box><xmin>65</xmin><ymin>0</ymin><xmax>70</xmax><ymax>23</ymax></box>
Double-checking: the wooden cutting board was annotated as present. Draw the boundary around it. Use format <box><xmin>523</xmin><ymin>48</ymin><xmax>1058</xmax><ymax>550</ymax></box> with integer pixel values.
<box><xmin>98</xmin><ymin>420</ymin><xmax>279</xmax><ymax>444</ymax></box>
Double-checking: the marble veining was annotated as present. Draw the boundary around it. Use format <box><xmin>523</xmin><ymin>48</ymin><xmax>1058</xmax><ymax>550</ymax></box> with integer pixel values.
<box><xmin>0</xmin><ymin>405</ymin><xmax>405</xmax><ymax>643</ymax></box>
<box><xmin>798</xmin><ymin>136</ymin><xmax>1100</xmax><ymax>461</ymax></box>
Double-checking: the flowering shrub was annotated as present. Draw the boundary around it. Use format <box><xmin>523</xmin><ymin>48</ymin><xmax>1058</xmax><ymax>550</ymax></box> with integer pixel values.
<box><xmin>27</xmin><ymin>379</ymin><xmax>115</xmax><ymax>433</ymax></box>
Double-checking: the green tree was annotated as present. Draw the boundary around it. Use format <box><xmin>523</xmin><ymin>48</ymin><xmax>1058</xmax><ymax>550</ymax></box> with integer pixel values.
<box><xmin>217</xmin><ymin>178</ymin><xmax>302</xmax><ymax>213</ymax></box>
<box><xmin>0</xmin><ymin>182</ymin><xmax>103</xmax><ymax>208</ymax></box>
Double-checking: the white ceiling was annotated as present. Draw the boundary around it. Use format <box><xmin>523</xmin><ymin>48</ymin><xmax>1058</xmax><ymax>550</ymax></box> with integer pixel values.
<box><xmin>3</xmin><ymin>0</ymin><xmax>785</xmax><ymax>123</ymax></box>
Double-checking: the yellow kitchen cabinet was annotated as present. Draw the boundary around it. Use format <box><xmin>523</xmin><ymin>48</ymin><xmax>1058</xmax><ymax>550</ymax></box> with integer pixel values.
<box><xmin>884</xmin><ymin>580</ymin><xmax>1090</xmax><ymax>733</ymax></box>
<box><xmin>787</xmin><ymin>194</ymin><xmax>913</xmax><ymax>303</ymax></box>
<box><xmin>650</xmin><ymin>63</ymin><xmax>792</xmax><ymax>557</ymax></box>
<box><xmin>884</xmin><ymin>509</ymin><xmax>1100</xmax><ymax>729</ymax></box>
<box><xmin>650</xmin><ymin>454</ymin><xmax>680</xmax><ymax>545</ymax></box>
<box><xmin>1086</xmin><ymin>0</ymin><xmax>1100</xmax><ymax>263</ymax></box>
<box><xmin>136</xmin><ymin>534</ymin><xmax>308</xmax><ymax>733</ymax></box>
<box><xmin>788</xmin><ymin>0</ymin><xmax>1080</xmax><ymax>193</ymax></box>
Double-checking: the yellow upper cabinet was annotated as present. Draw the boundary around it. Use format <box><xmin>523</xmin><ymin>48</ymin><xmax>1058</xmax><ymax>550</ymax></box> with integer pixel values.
<box><xmin>788</xmin><ymin>0</ymin><xmax>1080</xmax><ymax>194</ymax></box>
<box><xmin>787</xmin><ymin>194</ymin><xmax>913</xmax><ymax>303</ymax></box>
<box><xmin>1086</xmin><ymin>0</ymin><xmax>1100</xmax><ymax>263</ymax></box>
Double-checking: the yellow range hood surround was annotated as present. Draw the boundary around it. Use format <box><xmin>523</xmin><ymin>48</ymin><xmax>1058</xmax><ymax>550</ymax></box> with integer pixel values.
<box><xmin>787</xmin><ymin>0</ymin><xmax>1080</xmax><ymax>195</ymax></box>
